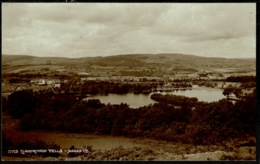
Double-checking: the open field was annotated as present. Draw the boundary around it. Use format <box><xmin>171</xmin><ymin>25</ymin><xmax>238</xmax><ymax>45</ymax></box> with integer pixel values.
<box><xmin>2</xmin><ymin>131</ymin><xmax>256</xmax><ymax>161</ymax></box>
<box><xmin>2</xmin><ymin>64</ymin><xmax>65</xmax><ymax>74</ymax></box>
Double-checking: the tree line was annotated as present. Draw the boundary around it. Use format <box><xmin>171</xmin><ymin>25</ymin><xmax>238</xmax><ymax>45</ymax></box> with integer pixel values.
<box><xmin>226</xmin><ymin>75</ymin><xmax>255</xmax><ymax>82</ymax></box>
<box><xmin>63</xmin><ymin>81</ymin><xmax>158</xmax><ymax>94</ymax></box>
<box><xmin>151</xmin><ymin>94</ymin><xmax>198</xmax><ymax>107</ymax></box>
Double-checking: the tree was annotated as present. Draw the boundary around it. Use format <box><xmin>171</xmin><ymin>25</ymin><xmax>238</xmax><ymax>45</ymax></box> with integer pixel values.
<box><xmin>7</xmin><ymin>90</ymin><xmax>37</xmax><ymax>118</ymax></box>
<box><xmin>222</xmin><ymin>87</ymin><xmax>233</xmax><ymax>98</ymax></box>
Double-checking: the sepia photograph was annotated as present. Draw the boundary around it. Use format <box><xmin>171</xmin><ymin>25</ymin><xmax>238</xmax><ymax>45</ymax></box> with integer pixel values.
<box><xmin>2</xmin><ymin>3</ymin><xmax>257</xmax><ymax>161</ymax></box>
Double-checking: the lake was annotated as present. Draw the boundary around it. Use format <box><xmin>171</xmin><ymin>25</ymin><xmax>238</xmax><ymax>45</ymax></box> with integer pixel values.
<box><xmin>85</xmin><ymin>85</ymin><xmax>226</xmax><ymax>108</ymax></box>
<box><xmin>86</xmin><ymin>93</ymin><xmax>157</xmax><ymax>108</ymax></box>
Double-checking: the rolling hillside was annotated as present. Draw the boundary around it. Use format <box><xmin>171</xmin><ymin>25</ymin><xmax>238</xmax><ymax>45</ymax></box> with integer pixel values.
<box><xmin>2</xmin><ymin>53</ymin><xmax>255</xmax><ymax>72</ymax></box>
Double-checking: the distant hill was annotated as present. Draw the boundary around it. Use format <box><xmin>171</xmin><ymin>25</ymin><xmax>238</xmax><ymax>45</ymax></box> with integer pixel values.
<box><xmin>2</xmin><ymin>54</ymin><xmax>255</xmax><ymax>72</ymax></box>
<box><xmin>2</xmin><ymin>55</ymin><xmax>74</xmax><ymax>65</ymax></box>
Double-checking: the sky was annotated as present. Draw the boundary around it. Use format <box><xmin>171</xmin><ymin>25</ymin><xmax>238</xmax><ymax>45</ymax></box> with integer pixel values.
<box><xmin>2</xmin><ymin>3</ymin><xmax>256</xmax><ymax>58</ymax></box>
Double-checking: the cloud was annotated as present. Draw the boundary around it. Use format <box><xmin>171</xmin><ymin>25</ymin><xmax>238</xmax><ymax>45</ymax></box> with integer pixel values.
<box><xmin>153</xmin><ymin>4</ymin><xmax>255</xmax><ymax>39</ymax></box>
<box><xmin>2</xmin><ymin>3</ymin><xmax>256</xmax><ymax>58</ymax></box>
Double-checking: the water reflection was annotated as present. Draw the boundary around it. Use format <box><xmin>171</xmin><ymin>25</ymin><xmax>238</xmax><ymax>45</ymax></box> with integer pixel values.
<box><xmin>86</xmin><ymin>93</ymin><xmax>156</xmax><ymax>108</ymax></box>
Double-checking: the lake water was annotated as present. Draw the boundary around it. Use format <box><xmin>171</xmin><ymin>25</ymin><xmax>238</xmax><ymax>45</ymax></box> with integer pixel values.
<box><xmin>86</xmin><ymin>93</ymin><xmax>157</xmax><ymax>108</ymax></box>
<box><xmin>85</xmin><ymin>85</ymin><xmax>226</xmax><ymax>108</ymax></box>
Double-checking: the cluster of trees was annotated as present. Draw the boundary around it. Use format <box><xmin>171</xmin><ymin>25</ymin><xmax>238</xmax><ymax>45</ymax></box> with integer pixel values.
<box><xmin>194</xmin><ymin>81</ymin><xmax>218</xmax><ymax>88</ymax></box>
<box><xmin>3</xmin><ymin>73</ymin><xmax>70</xmax><ymax>79</ymax></box>
<box><xmin>166</xmin><ymin>82</ymin><xmax>192</xmax><ymax>88</ymax></box>
<box><xmin>2</xmin><ymin>90</ymin><xmax>79</xmax><ymax>118</ymax></box>
<box><xmin>62</xmin><ymin>81</ymin><xmax>195</xmax><ymax>95</ymax></box>
<box><xmin>226</xmin><ymin>75</ymin><xmax>255</xmax><ymax>82</ymax></box>
<box><xmin>9</xmin><ymin>78</ymin><xmax>30</xmax><ymax>84</ymax></box>
<box><xmin>63</xmin><ymin>81</ymin><xmax>158</xmax><ymax>94</ymax></box>
<box><xmin>3</xmin><ymin>90</ymin><xmax>37</xmax><ymax>118</ymax></box>
<box><xmin>16</xmin><ymin>99</ymin><xmax>193</xmax><ymax>138</ymax></box>
<box><xmin>240</xmin><ymin>81</ymin><xmax>256</xmax><ymax>89</ymax></box>
<box><xmin>151</xmin><ymin>94</ymin><xmax>198</xmax><ymax>107</ymax></box>
<box><xmin>222</xmin><ymin>87</ymin><xmax>242</xmax><ymax>99</ymax></box>
<box><xmin>119</xmin><ymin>70</ymin><xmax>154</xmax><ymax>77</ymax></box>
<box><xmin>222</xmin><ymin>82</ymin><xmax>256</xmax><ymax>99</ymax></box>
<box><xmin>3</xmin><ymin>88</ymin><xmax>256</xmax><ymax>145</ymax></box>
